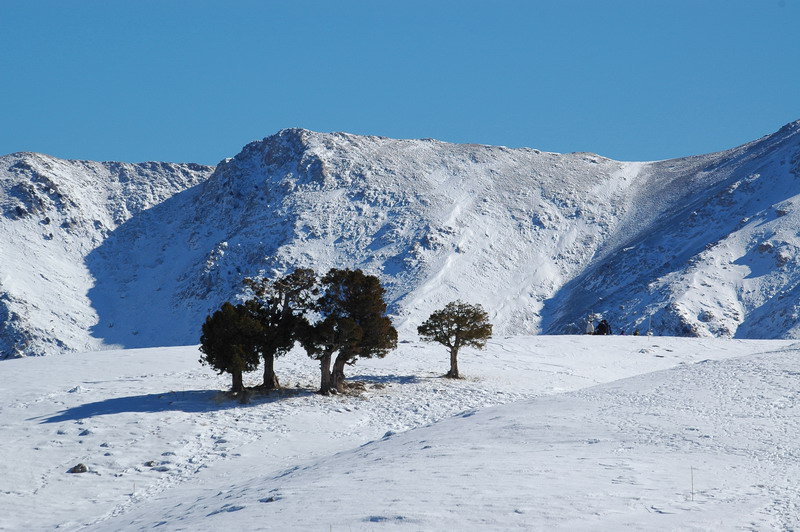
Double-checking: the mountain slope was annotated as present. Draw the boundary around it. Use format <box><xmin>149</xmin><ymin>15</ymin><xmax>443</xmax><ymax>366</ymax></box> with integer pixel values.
<box><xmin>2</xmin><ymin>121</ymin><xmax>800</xmax><ymax>357</ymax></box>
<box><xmin>0</xmin><ymin>154</ymin><xmax>213</xmax><ymax>358</ymax></box>
<box><xmin>87</xmin><ymin>129</ymin><xmax>646</xmax><ymax>348</ymax></box>
<box><xmin>543</xmin><ymin>121</ymin><xmax>800</xmax><ymax>337</ymax></box>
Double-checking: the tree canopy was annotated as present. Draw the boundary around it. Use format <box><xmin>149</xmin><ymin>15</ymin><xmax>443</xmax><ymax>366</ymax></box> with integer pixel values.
<box><xmin>199</xmin><ymin>301</ymin><xmax>264</xmax><ymax>394</ymax></box>
<box><xmin>200</xmin><ymin>267</ymin><xmax>397</xmax><ymax>397</ymax></box>
<box><xmin>243</xmin><ymin>268</ymin><xmax>317</xmax><ymax>388</ymax></box>
<box><xmin>417</xmin><ymin>301</ymin><xmax>492</xmax><ymax>378</ymax></box>
<box><xmin>298</xmin><ymin>268</ymin><xmax>397</xmax><ymax>394</ymax></box>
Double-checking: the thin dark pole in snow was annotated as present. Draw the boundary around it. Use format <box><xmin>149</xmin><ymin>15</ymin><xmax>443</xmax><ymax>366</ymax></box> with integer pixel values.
<box><xmin>691</xmin><ymin>466</ymin><xmax>694</xmax><ymax>501</ymax></box>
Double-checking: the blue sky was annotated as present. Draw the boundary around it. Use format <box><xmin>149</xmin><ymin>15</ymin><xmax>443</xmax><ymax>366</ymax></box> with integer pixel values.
<box><xmin>1</xmin><ymin>0</ymin><xmax>798</xmax><ymax>165</ymax></box>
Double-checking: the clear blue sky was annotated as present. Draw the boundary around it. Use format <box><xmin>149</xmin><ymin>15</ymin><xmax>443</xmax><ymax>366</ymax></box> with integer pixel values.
<box><xmin>2</xmin><ymin>0</ymin><xmax>798</xmax><ymax>165</ymax></box>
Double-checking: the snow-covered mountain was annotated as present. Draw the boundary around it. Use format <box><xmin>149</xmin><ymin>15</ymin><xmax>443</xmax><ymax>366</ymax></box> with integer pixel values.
<box><xmin>0</xmin><ymin>155</ymin><xmax>213</xmax><ymax>358</ymax></box>
<box><xmin>545</xmin><ymin>120</ymin><xmax>800</xmax><ymax>338</ymax></box>
<box><xmin>2</xmin><ymin>121</ymin><xmax>800</xmax><ymax>357</ymax></box>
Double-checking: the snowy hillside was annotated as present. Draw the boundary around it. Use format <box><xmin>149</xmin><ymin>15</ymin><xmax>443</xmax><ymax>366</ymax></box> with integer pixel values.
<box><xmin>0</xmin><ymin>154</ymin><xmax>213</xmax><ymax>358</ymax></box>
<box><xmin>3</xmin><ymin>336</ymin><xmax>799</xmax><ymax>530</ymax></box>
<box><xmin>2</xmin><ymin>121</ymin><xmax>800</xmax><ymax>357</ymax></box>
<box><xmin>87</xmin><ymin>128</ymin><xmax>644</xmax><ymax>350</ymax></box>
<box><xmin>543</xmin><ymin>121</ymin><xmax>800</xmax><ymax>339</ymax></box>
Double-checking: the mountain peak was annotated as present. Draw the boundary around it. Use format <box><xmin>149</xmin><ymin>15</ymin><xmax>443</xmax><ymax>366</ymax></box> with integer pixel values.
<box><xmin>776</xmin><ymin>119</ymin><xmax>800</xmax><ymax>137</ymax></box>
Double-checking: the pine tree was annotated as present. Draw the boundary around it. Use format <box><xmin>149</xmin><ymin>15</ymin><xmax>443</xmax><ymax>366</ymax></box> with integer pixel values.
<box><xmin>297</xmin><ymin>315</ymin><xmax>362</xmax><ymax>395</ymax></box>
<box><xmin>199</xmin><ymin>301</ymin><xmax>264</xmax><ymax>394</ymax></box>
<box><xmin>417</xmin><ymin>301</ymin><xmax>492</xmax><ymax>379</ymax></box>
<box><xmin>243</xmin><ymin>268</ymin><xmax>317</xmax><ymax>389</ymax></box>
<box><xmin>297</xmin><ymin>268</ymin><xmax>397</xmax><ymax>394</ymax></box>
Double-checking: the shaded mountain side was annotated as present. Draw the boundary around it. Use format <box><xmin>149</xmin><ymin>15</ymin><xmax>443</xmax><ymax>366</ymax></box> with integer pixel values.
<box><xmin>0</xmin><ymin>154</ymin><xmax>214</xmax><ymax>358</ymax></box>
<box><xmin>85</xmin><ymin>129</ymin><xmax>639</xmax><ymax>348</ymax></box>
<box><xmin>83</xmin><ymin>122</ymin><xmax>800</xmax><ymax>350</ymax></box>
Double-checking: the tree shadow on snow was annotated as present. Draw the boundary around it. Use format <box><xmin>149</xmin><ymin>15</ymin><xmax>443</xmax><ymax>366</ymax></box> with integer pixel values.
<box><xmin>34</xmin><ymin>387</ymin><xmax>313</xmax><ymax>424</ymax></box>
<box><xmin>352</xmin><ymin>373</ymin><xmax>421</xmax><ymax>386</ymax></box>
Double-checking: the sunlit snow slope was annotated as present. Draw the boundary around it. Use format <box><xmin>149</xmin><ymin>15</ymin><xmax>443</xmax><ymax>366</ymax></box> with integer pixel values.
<box><xmin>2</xmin><ymin>121</ymin><xmax>800</xmax><ymax>357</ymax></box>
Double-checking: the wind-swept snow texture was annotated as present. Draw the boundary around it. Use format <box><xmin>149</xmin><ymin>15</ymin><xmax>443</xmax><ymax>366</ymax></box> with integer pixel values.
<box><xmin>2</xmin><ymin>121</ymin><xmax>800</xmax><ymax>357</ymax></box>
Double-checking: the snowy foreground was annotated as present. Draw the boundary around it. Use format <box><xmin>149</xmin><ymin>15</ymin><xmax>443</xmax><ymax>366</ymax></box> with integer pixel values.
<box><xmin>3</xmin><ymin>335</ymin><xmax>800</xmax><ymax>531</ymax></box>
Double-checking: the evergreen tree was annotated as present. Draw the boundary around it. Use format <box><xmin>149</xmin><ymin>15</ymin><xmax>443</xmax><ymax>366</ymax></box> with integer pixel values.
<box><xmin>297</xmin><ymin>268</ymin><xmax>397</xmax><ymax>394</ymax></box>
<box><xmin>199</xmin><ymin>301</ymin><xmax>264</xmax><ymax>394</ymax></box>
<box><xmin>297</xmin><ymin>315</ymin><xmax>362</xmax><ymax>395</ymax></box>
<box><xmin>417</xmin><ymin>301</ymin><xmax>492</xmax><ymax>379</ymax></box>
<box><xmin>243</xmin><ymin>268</ymin><xmax>317</xmax><ymax>389</ymax></box>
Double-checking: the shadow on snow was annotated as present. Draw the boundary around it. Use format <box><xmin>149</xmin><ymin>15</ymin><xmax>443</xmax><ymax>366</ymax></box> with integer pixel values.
<box><xmin>34</xmin><ymin>387</ymin><xmax>316</xmax><ymax>424</ymax></box>
<box><xmin>352</xmin><ymin>373</ymin><xmax>421</xmax><ymax>386</ymax></box>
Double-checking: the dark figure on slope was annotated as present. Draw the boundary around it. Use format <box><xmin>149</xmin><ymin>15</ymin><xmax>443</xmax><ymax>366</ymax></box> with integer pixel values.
<box><xmin>594</xmin><ymin>319</ymin><xmax>612</xmax><ymax>335</ymax></box>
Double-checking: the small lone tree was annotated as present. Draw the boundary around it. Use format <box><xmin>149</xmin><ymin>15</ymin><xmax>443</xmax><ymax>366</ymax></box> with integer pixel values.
<box><xmin>417</xmin><ymin>301</ymin><xmax>492</xmax><ymax>379</ymax></box>
<box><xmin>199</xmin><ymin>301</ymin><xmax>264</xmax><ymax>394</ymax></box>
<box><xmin>243</xmin><ymin>268</ymin><xmax>317</xmax><ymax>389</ymax></box>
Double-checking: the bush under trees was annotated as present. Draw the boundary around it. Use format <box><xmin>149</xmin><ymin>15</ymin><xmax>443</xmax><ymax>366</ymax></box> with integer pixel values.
<box><xmin>417</xmin><ymin>300</ymin><xmax>493</xmax><ymax>379</ymax></box>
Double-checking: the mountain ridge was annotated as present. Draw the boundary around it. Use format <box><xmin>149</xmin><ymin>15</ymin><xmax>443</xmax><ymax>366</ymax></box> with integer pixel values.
<box><xmin>1</xmin><ymin>121</ymin><xmax>799</xmax><ymax>358</ymax></box>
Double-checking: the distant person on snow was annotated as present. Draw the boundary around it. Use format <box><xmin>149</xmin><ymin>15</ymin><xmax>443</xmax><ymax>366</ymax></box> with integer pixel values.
<box><xmin>585</xmin><ymin>317</ymin><xmax>595</xmax><ymax>335</ymax></box>
<box><xmin>594</xmin><ymin>319</ymin><xmax>611</xmax><ymax>335</ymax></box>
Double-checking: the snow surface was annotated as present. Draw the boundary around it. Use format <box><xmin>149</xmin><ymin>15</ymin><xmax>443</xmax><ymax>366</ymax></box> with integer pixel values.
<box><xmin>3</xmin><ymin>335</ymin><xmax>800</xmax><ymax>530</ymax></box>
<box><xmin>2</xmin><ymin>121</ymin><xmax>800</xmax><ymax>358</ymax></box>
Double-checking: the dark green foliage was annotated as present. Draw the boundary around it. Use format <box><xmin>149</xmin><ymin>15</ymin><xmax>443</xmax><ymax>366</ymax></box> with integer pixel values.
<box><xmin>297</xmin><ymin>315</ymin><xmax>363</xmax><ymax>395</ymax></box>
<box><xmin>417</xmin><ymin>301</ymin><xmax>492</xmax><ymax>378</ymax></box>
<box><xmin>199</xmin><ymin>301</ymin><xmax>264</xmax><ymax>393</ymax></box>
<box><xmin>320</xmin><ymin>268</ymin><xmax>397</xmax><ymax>359</ymax></box>
<box><xmin>298</xmin><ymin>268</ymin><xmax>397</xmax><ymax>394</ymax></box>
<box><xmin>201</xmin><ymin>268</ymin><xmax>396</xmax><ymax>397</ymax></box>
<box><xmin>243</xmin><ymin>268</ymin><xmax>317</xmax><ymax>389</ymax></box>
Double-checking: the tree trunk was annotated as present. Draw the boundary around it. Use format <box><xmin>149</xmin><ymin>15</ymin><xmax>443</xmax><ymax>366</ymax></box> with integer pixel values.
<box><xmin>261</xmin><ymin>354</ymin><xmax>280</xmax><ymax>389</ymax></box>
<box><xmin>232</xmin><ymin>370</ymin><xmax>244</xmax><ymax>393</ymax></box>
<box><xmin>332</xmin><ymin>353</ymin><xmax>349</xmax><ymax>393</ymax></box>
<box><xmin>318</xmin><ymin>352</ymin><xmax>333</xmax><ymax>395</ymax></box>
<box><xmin>445</xmin><ymin>346</ymin><xmax>460</xmax><ymax>379</ymax></box>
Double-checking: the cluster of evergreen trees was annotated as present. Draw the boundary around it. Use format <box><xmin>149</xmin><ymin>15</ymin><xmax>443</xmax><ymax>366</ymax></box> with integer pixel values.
<box><xmin>200</xmin><ymin>268</ymin><xmax>493</xmax><ymax>397</ymax></box>
<box><xmin>200</xmin><ymin>268</ymin><xmax>397</xmax><ymax>396</ymax></box>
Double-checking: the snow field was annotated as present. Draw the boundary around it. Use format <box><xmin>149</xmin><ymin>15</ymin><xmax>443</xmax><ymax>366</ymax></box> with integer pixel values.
<box><xmin>2</xmin><ymin>335</ymin><xmax>798</xmax><ymax>530</ymax></box>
